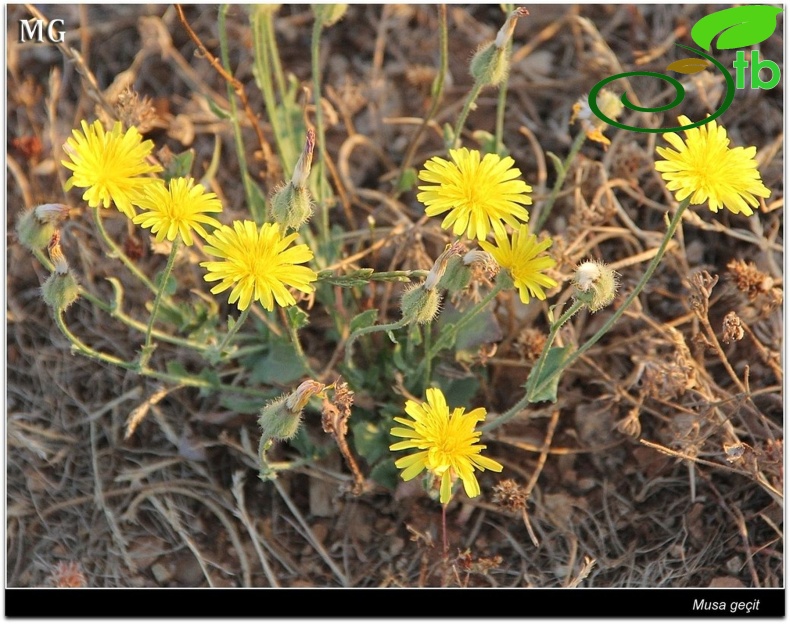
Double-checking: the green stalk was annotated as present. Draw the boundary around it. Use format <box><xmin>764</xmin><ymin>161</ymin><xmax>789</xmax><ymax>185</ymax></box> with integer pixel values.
<box><xmin>92</xmin><ymin>206</ymin><xmax>159</xmax><ymax>295</ymax></box>
<box><xmin>345</xmin><ymin>317</ymin><xmax>410</xmax><ymax>367</ymax></box>
<box><xmin>553</xmin><ymin>200</ymin><xmax>691</xmax><ymax>374</ymax></box>
<box><xmin>451</xmin><ymin>80</ymin><xmax>485</xmax><ymax>149</ymax></box>
<box><xmin>311</xmin><ymin>16</ymin><xmax>330</xmax><ymax>243</ymax></box>
<box><xmin>251</xmin><ymin>8</ymin><xmax>293</xmax><ymax>175</ymax></box>
<box><xmin>533</xmin><ymin>128</ymin><xmax>587</xmax><ymax>232</ymax></box>
<box><xmin>502</xmin><ymin>198</ymin><xmax>690</xmax><ymax>420</ymax></box>
<box><xmin>140</xmin><ymin>237</ymin><xmax>181</xmax><ymax>366</ymax></box>
<box><xmin>53</xmin><ymin>309</ymin><xmax>274</xmax><ymax>399</ymax></box>
<box><xmin>482</xmin><ymin>298</ymin><xmax>584</xmax><ymax>433</ymax></box>
<box><xmin>219</xmin><ymin>4</ymin><xmax>260</xmax><ymax>223</ymax></box>
<box><xmin>215</xmin><ymin>305</ymin><xmax>251</xmax><ymax>357</ymax></box>
<box><xmin>396</xmin><ymin>4</ymin><xmax>448</xmax><ymax>189</ymax></box>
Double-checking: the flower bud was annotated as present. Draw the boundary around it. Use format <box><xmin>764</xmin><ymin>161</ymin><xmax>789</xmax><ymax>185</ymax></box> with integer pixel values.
<box><xmin>470</xmin><ymin>8</ymin><xmax>528</xmax><ymax>87</ymax></box>
<box><xmin>41</xmin><ymin>233</ymin><xmax>80</xmax><ymax>311</ymax></box>
<box><xmin>425</xmin><ymin>241</ymin><xmax>467</xmax><ymax>291</ymax></box>
<box><xmin>270</xmin><ymin>129</ymin><xmax>315</xmax><ymax>230</ymax></box>
<box><xmin>572</xmin><ymin>260</ymin><xmax>618</xmax><ymax>312</ymax></box>
<box><xmin>436</xmin><ymin>255</ymin><xmax>471</xmax><ymax>293</ymax></box>
<box><xmin>16</xmin><ymin>203</ymin><xmax>70</xmax><ymax>251</ymax></box>
<box><xmin>258</xmin><ymin>380</ymin><xmax>326</xmax><ymax>442</ymax></box>
<box><xmin>401</xmin><ymin>283</ymin><xmax>442</xmax><ymax>325</ymax></box>
<box><xmin>314</xmin><ymin>4</ymin><xmax>348</xmax><ymax>27</ymax></box>
<box><xmin>271</xmin><ymin>183</ymin><xmax>313</xmax><ymax>230</ymax></box>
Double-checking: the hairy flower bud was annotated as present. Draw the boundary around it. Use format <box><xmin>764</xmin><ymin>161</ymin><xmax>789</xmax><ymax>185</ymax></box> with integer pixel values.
<box><xmin>469</xmin><ymin>8</ymin><xmax>528</xmax><ymax>86</ymax></box>
<box><xmin>259</xmin><ymin>380</ymin><xmax>326</xmax><ymax>442</ymax></box>
<box><xmin>270</xmin><ymin>129</ymin><xmax>315</xmax><ymax>230</ymax></box>
<box><xmin>572</xmin><ymin>260</ymin><xmax>618</xmax><ymax>312</ymax></box>
<box><xmin>401</xmin><ymin>283</ymin><xmax>442</xmax><ymax>325</ymax></box>
<box><xmin>41</xmin><ymin>233</ymin><xmax>79</xmax><ymax>311</ymax></box>
<box><xmin>16</xmin><ymin>203</ymin><xmax>70</xmax><ymax>251</ymax></box>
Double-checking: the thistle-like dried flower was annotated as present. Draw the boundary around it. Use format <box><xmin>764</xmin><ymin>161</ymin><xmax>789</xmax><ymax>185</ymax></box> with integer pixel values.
<box><xmin>492</xmin><ymin>478</ymin><xmax>528</xmax><ymax>514</ymax></box>
<box><xmin>614</xmin><ymin>405</ymin><xmax>642</xmax><ymax>438</ymax></box>
<box><xmin>726</xmin><ymin>258</ymin><xmax>774</xmax><ymax>301</ymax></box>
<box><xmin>45</xmin><ymin>561</ymin><xmax>87</xmax><ymax>588</ymax></box>
<box><xmin>572</xmin><ymin>259</ymin><xmax>618</xmax><ymax>312</ymax></box>
<box><xmin>721</xmin><ymin>311</ymin><xmax>744</xmax><ymax>344</ymax></box>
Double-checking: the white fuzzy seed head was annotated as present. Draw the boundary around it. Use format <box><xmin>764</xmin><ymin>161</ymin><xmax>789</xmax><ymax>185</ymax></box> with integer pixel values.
<box><xmin>572</xmin><ymin>259</ymin><xmax>618</xmax><ymax>312</ymax></box>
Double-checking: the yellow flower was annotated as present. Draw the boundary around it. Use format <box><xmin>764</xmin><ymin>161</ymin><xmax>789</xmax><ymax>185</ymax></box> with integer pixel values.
<box><xmin>655</xmin><ymin>115</ymin><xmax>771</xmax><ymax>216</ymax></box>
<box><xmin>201</xmin><ymin>221</ymin><xmax>317</xmax><ymax>311</ymax></box>
<box><xmin>389</xmin><ymin>388</ymin><xmax>503</xmax><ymax>504</ymax></box>
<box><xmin>132</xmin><ymin>177</ymin><xmax>222</xmax><ymax>246</ymax></box>
<box><xmin>417</xmin><ymin>148</ymin><xmax>531</xmax><ymax>241</ymax></box>
<box><xmin>480</xmin><ymin>225</ymin><xmax>557</xmax><ymax>304</ymax></box>
<box><xmin>61</xmin><ymin>120</ymin><xmax>162</xmax><ymax>218</ymax></box>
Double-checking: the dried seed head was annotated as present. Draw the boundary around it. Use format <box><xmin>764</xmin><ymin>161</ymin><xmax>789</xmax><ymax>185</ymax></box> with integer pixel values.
<box><xmin>492</xmin><ymin>478</ymin><xmax>528</xmax><ymax>513</ymax></box>
<box><xmin>721</xmin><ymin>311</ymin><xmax>744</xmax><ymax>344</ymax></box>
<box><xmin>572</xmin><ymin>260</ymin><xmax>618</xmax><ymax>312</ymax></box>
<box><xmin>726</xmin><ymin>258</ymin><xmax>774</xmax><ymax>301</ymax></box>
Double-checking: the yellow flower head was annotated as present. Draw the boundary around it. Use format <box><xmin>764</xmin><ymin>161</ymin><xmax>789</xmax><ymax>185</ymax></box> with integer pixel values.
<box><xmin>61</xmin><ymin>120</ymin><xmax>162</xmax><ymax>218</ymax></box>
<box><xmin>655</xmin><ymin>115</ymin><xmax>771</xmax><ymax>216</ymax></box>
<box><xmin>417</xmin><ymin>148</ymin><xmax>532</xmax><ymax>241</ymax></box>
<box><xmin>132</xmin><ymin>177</ymin><xmax>223</xmax><ymax>246</ymax></box>
<box><xmin>479</xmin><ymin>225</ymin><xmax>557</xmax><ymax>304</ymax></box>
<box><xmin>389</xmin><ymin>388</ymin><xmax>503</xmax><ymax>504</ymax></box>
<box><xmin>201</xmin><ymin>221</ymin><xmax>317</xmax><ymax>311</ymax></box>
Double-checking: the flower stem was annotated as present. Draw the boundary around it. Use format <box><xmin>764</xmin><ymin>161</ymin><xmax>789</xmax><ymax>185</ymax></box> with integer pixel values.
<box><xmin>219</xmin><ymin>4</ymin><xmax>261</xmax><ymax>223</ymax></box>
<box><xmin>311</xmin><ymin>16</ymin><xmax>330</xmax><ymax>244</ymax></box>
<box><xmin>423</xmin><ymin>279</ymin><xmax>506</xmax><ymax>368</ymax></box>
<box><xmin>482</xmin><ymin>298</ymin><xmax>584</xmax><ymax>433</ymax></box>
<box><xmin>345</xmin><ymin>317</ymin><xmax>410</xmax><ymax>367</ymax></box>
<box><xmin>216</xmin><ymin>305</ymin><xmax>251</xmax><ymax>357</ymax></box>
<box><xmin>53</xmin><ymin>308</ymin><xmax>274</xmax><ymax>398</ymax></box>
<box><xmin>92</xmin><ymin>206</ymin><xmax>159</xmax><ymax>295</ymax></box>
<box><xmin>533</xmin><ymin>128</ymin><xmax>587</xmax><ymax>232</ymax></box>
<box><xmin>140</xmin><ymin>237</ymin><xmax>181</xmax><ymax>366</ymax></box>
<box><xmin>528</xmin><ymin>198</ymin><xmax>692</xmax><ymax>404</ymax></box>
<box><xmin>396</xmin><ymin>4</ymin><xmax>448</xmax><ymax>190</ymax></box>
<box><xmin>451</xmin><ymin>79</ymin><xmax>485</xmax><ymax>149</ymax></box>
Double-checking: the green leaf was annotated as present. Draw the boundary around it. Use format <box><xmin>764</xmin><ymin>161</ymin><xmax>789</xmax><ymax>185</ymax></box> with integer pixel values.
<box><xmin>166</xmin><ymin>360</ymin><xmax>188</xmax><ymax>377</ymax></box>
<box><xmin>245</xmin><ymin>173</ymin><xmax>268</xmax><ymax>223</ymax></box>
<box><xmin>162</xmin><ymin>149</ymin><xmax>195</xmax><ymax>182</ymax></box>
<box><xmin>369</xmin><ymin>458</ymin><xmax>399</xmax><ymax>491</ymax></box>
<box><xmin>526</xmin><ymin>345</ymin><xmax>572</xmax><ymax>403</ymax></box>
<box><xmin>154</xmin><ymin>270</ymin><xmax>178</xmax><ymax>296</ymax></box>
<box><xmin>437</xmin><ymin>374</ymin><xmax>481</xmax><ymax>408</ymax></box>
<box><xmin>396</xmin><ymin>168</ymin><xmax>418</xmax><ymax>193</ymax></box>
<box><xmin>220</xmin><ymin>393</ymin><xmax>274</xmax><ymax>415</ymax></box>
<box><xmin>208</xmin><ymin>98</ymin><xmax>232</xmax><ymax>120</ymax></box>
<box><xmin>249</xmin><ymin>339</ymin><xmax>307</xmax><ymax>385</ymax></box>
<box><xmin>546</xmin><ymin>151</ymin><xmax>565</xmax><ymax>177</ymax></box>
<box><xmin>350</xmin><ymin>420</ymin><xmax>390</xmax><ymax>465</ymax></box>
<box><xmin>349</xmin><ymin>309</ymin><xmax>380</xmax><ymax>334</ymax></box>
<box><xmin>286</xmin><ymin>306</ymin><xmax>309</xmax><ymax>331</ymax></box>
<box><xmin>319</xmin><ymin>268</ymin><xmax>375</xmax><ymax>288</ymax></box>
<box><xmin>691</xmin><ymin>5</ymin><xmax>782</xmax><ymax>50</ymax></box>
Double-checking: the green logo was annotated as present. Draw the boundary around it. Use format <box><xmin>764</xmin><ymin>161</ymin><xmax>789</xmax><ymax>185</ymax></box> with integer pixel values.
<box><xmin>589</xmin><ymin>5</ymin><xmax>783</xmax><ymax>133</ymax></box>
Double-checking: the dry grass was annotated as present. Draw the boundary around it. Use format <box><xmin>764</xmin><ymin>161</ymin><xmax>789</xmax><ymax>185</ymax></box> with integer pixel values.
<box><xmin>6</xmin><ymin>4</ymin><xmax>783</xmax><ymax>590</ymax></box>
